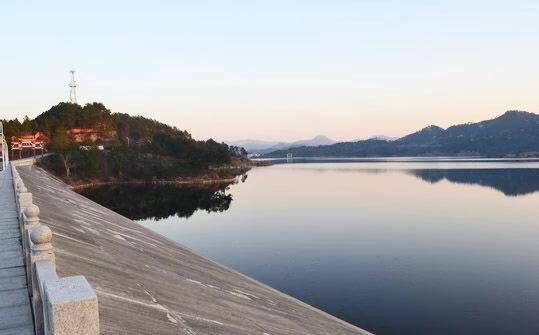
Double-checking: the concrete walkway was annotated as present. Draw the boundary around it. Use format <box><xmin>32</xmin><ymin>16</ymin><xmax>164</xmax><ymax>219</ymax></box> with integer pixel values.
<box><xmin>0</xmin><ymin>168</ymin><xmax>34</xmax><ymax>335</ymax></box>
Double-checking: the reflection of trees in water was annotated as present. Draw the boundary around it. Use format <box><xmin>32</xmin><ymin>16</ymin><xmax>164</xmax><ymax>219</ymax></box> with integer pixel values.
<box><xmin>79</xmin><ymin>184</ymin><xmax>233</xmax><ymax>221</ymax></box>
<box><xmin>409</xmin><ymin>169</ymin><xmax>539</xmax><ymax>196</ymax></box>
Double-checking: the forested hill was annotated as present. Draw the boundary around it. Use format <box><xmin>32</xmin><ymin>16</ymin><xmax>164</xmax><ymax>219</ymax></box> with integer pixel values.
<box><xmin>265</xmin><ymin>111</ymin><xmax>539</xmax><ymax>158</ymax></box>
<box><xmin>2</xmin><ymin>102</ymin><xmax>247</xmax><ymax>183</ymax></box>
<box><xmin>6</xmin><ymin>103</ymin><xmax>210</xmax><ymax>148</ymax></box>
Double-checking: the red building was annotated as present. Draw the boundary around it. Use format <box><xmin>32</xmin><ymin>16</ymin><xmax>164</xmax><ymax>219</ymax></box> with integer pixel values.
<box><xmin>66</xmin><ymin>127</ymin><xmax>116</xmax><ymax>143</ymax></box>
<box><xmin>11</xmin><ymin>132</ymin><xmax>48</xmax><ymax>159</ymax></box>
<box><xmin>66</xmin><ymin>128</ymin><xmax>100</xmax><ymax>143</ymax></box>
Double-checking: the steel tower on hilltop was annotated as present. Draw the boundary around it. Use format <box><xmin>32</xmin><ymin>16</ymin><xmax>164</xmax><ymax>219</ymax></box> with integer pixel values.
<box><xmin>69</xmin><ymin>70</ymin><xmax>77</xmax><ymax>103</ymax></box>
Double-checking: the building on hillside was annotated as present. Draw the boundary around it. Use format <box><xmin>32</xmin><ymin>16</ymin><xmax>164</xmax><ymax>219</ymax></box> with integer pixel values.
<box><xmin>10</xmin><ymin>132</ymin><xmax>49</xmax><ymax>159</ymax></box>
<box><xmin>66</xmin><ymin>128</ymin><xmax>117</xmax><ymax>143</ymax></box>
<box><xmin>66</xmin><ymin>128</ymin><xmax>99</xmax><ymax>142</ymax></box>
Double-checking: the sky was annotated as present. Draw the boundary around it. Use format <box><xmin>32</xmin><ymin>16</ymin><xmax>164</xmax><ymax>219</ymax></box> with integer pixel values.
<box><xmin>1</xmin><ymin>1</ymin><xmax>538</xmax><ymax>142</ymax></box>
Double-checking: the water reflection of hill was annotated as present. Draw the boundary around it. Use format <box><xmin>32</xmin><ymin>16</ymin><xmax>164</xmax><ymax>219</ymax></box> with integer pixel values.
<box><xmin>409</xmin><ymin>169</ymin><xmax>539</xmax><ymax>196</ymax></box>
<box><xmin>78</xmin><ymin>184</ymin><xmax>232</xmax><ymax>221</ymax></box>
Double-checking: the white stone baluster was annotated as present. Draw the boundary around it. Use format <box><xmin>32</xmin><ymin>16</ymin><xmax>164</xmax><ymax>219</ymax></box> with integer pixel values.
<box><xmin>31</xmin><ymin>224</ymin><xmax>55</xmax><ymax>335</ymax></box>
<box><xmin>23</xmin><ymin>204</ymin><xmax>40</xmax><ymax>288</ymax></box>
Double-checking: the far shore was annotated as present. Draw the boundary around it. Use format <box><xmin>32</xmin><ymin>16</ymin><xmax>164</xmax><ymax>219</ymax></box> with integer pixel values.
<box><xmin>254</xmin><ymin>156</ymin><xmax>539</xmax><ymax>162</ymax></box>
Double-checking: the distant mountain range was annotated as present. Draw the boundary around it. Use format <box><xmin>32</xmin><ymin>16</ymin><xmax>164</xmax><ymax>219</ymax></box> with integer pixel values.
<box><xmin>264</xmin><ymin>111</ymin><xmax>539</xmax><ymax>158</ymax></box>
<box><xmin>228</xmin><ymin>135</ymin><xmax>336</xmax><ymax>154</ymax></box>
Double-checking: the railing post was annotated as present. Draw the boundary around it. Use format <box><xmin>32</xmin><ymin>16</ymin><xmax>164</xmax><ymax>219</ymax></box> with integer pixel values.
<box><xmin>17</xmin><ymin>186</ymin><xmax>33</xmax><ymax>225</ymax></box>
<box><xmin>24</xmin><ymin>204</ymin><xmax>40</xmax><ymax>289</ymax></box>
<box><xmin>18</xmin><ymin>186</ymin><xmax>32</xmax><ymax>209</ymax></box>
<box><xmin>31</xmin><ymin>224</ymin><xmax>55</xmax><ymax>335</ymax></box>
<box><xmin>15</xmin><ymin>181</ymin><xmax>25</xmax><ymax>207</ymax></box>
<box><xmin>44</xmin><ymin>276</ymin><xmax>99</xmax><ymax>335</ymax></box>
<box><xmin>31</xmin><ymin>224</ymin><xmax>55</xmax><ymax>264</ymax></box>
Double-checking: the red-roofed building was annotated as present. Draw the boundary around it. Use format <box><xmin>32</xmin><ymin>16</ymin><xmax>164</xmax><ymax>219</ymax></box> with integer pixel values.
<box><xmin>10</xmin><ymin>132</ymin><xmax>49</xmax><ymax>159</ymax></box>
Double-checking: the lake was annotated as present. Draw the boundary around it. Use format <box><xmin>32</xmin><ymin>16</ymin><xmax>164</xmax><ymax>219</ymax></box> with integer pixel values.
<box><xmin>79</xmin><ymin>160</ymin><xmax>539</xmax><ymax>335</ymax></box>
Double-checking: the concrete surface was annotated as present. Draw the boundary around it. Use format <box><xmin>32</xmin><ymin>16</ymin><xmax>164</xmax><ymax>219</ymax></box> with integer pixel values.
<box><xmin>18</xmin><ymin>165</ymin><xmax>373</xmax><ymax>335</ymax></box>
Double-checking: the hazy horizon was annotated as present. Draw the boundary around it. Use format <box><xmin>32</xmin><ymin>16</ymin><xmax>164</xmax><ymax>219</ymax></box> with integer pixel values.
<box><xmin>1</xmin><ymin>1</ymin><xmax>538</xmax><ymax>142</ymax></box>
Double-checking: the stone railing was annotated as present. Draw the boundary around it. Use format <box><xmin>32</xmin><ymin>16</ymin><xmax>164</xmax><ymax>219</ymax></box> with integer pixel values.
<box><xmin>11</xmin><ymin>163</ymin><xmax>99</xmax><ymax>335</ymax></box>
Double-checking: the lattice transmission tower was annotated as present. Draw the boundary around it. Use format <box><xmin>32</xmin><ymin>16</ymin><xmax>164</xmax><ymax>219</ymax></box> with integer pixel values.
<box><xmin>69</xmin><ymin>70</ymin><xmax>77</xmax><ymax>103</ymax></box>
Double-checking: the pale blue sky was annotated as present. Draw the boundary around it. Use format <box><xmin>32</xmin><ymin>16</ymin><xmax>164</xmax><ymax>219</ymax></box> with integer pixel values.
<box><xmin>1</xmin><ymin>1</ymin><xmax>538</xmax><ymax>141</ymax></box>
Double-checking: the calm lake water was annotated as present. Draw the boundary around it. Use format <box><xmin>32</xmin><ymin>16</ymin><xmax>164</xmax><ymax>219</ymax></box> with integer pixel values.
<box><xmin>80</xmin><ymin>160</ymin><xmax>539</xmax><ymax>335</ymax></box>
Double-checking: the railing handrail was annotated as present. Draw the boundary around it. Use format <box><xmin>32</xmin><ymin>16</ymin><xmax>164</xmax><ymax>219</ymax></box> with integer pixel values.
<box><xmin>11</xmin><ymin>162</ymin><xmax>99</xmax><ymax>335</ymax></box>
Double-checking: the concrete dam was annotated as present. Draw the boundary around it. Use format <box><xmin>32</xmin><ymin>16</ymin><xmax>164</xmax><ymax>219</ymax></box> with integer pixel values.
<box><xmin>1</xmin><ymin>161</ymin><xmax>372</xmax><ymax>335</ymax></box>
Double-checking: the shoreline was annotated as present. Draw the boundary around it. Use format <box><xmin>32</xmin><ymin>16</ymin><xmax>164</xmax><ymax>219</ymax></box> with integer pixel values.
<box><xmin>255</xmin><ymin>156</ymin><xmax>539</xmax><ymax>162</ymax></box>
<box><xmin>71</xmin><ymin>176</ymin><xmax>241</xmax><ymax>191</ymax></box>
<box><xmin>30</xmin><ymin>154</ymin><xmax>253</xmax><ymax>191</ymax></box>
